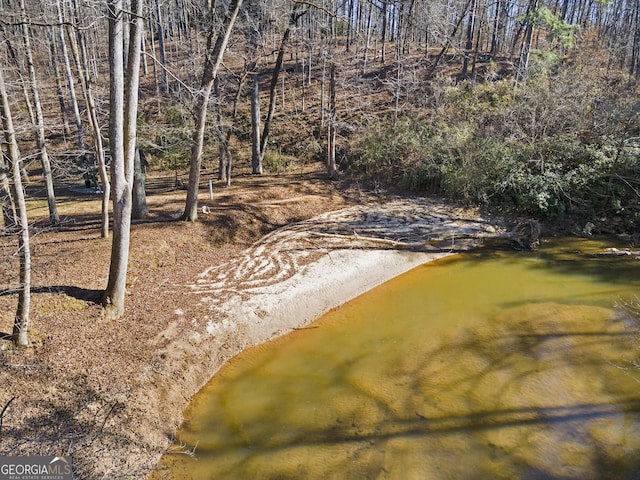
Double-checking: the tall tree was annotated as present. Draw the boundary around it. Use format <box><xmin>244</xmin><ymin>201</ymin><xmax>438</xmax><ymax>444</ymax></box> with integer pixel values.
<box><xmin>247</xmin><ymin>0</ymin><xmax>263</xmax><ymax>174</ymax></box>
<box><xmin>103</xmin><ymin>0</ymin><xmax>143</xmax><ymax>320</ymax></box>
<box><xmin>56</xmin><ymin>0</ymin><xmax>84</xmax><ymax>149</ymax></box>
<box><xmin>462</xmin><ymin>0</ymin><xmax>477</xmax><ymax>76</ymax></box>
<box><xmin>182</xmin><ymin>0</ymin><xmax>244</xmax><ymax>221</ymax></box>
<box><xmin>214</xmin><ymin>77</ymin><xmax>232</xmax><ymax>186</ymax></box>
<box><xmin>68</xmin><ymin>0</ymin><xmax>110</xmax><ymax>237</ymax></box>
<box><xmin>154</xmin><ymin>0</ymin><xmax>169</xmax><ymax>94</ymax></box>
<box><xmin>19</xmin><ymin>0</ymin><xmax>59</xmax><ymax>225</ymax></box>
<box><xmin>258</xmin><ymin>2</ymin><xmax>306</xmax><ymax>165</ymax></box>
<box><xmin>48</xmin><ymin>33</ymin><xmax>71</xmax><ymax>141</ymax></box>
<box><xmin>327</xmin><ymin>62</ymin><xmax>337</xmax><ymax>178</ymax></box>
<box><xmin>0</xmin><ymin>61</ymin><xmax>31</xmax><ymax>347</ymax></box>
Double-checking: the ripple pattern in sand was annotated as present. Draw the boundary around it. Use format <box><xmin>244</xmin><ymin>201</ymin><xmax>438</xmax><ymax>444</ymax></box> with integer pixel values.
<box><xmin>188</xmin><ymin>199</ymin><xmax>504</xmax><ymax>311</ymax></box>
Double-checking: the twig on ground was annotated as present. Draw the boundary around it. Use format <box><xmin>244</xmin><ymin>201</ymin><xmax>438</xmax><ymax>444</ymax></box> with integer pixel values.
<box><xmin>91</xmin><ymin>400</ymin><xmax>121</xmax><ymax>440</ymax></box>
<box><xmin>0</xmin><ymin>396</ymin><xmax>15</xmax><ymax>436</ymax></box>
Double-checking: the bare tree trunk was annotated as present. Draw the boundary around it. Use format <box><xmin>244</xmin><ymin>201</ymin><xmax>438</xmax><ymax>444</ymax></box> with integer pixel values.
<box><xmin>250</xmin><ymin>68</ymin><xmax>262</xmax><ymax>174</ymax></box>
<box><xmin>141</xmin><ymin>30</ymin><xmax>149</xmax><ymax>76</ymax></box>
<box><xmin>429</xmin><ymin>0</ymin><xmax>474</xmax><ymax>75</ymax></box>
<box><xmin>259</xmin><ymin>3</ymin><xmax>306</xmax><ymax>161</ymax></box>
<box><xmin>0</xmin><ymin>62</ymin><xmax>31</xmax><ymax>347</ymax></box>
<box><xmin>246</xmin><ymin>6</ymin><xmax>263</xmax><ymax>175</ymax></box>
<box><xmin>516</xmin><ymin>0</ymin><xmax>538</xmax><ymax>84</ymax></box>
<box><xmin>462</xmin><ymin>0</ymin><xmax>477</xmax><ymax>76</ymax></box>
<box><xmin>379</xmin><ymin>0</ymin><xmax>388</xmax><ymax>63</ymax></box>
<box><xmin>300</xmin><ymin>52</ymin><xmax>306</xmax><ymax>112</ymax></box>
<box><xmin>182</xmin><ymin>0</ymin><xmax>244</xmax><ymax>221</ymax></box>
<box><xmin>490</xmin><ymin>0</ymin><xmax>502</xmax><ymax>58</ymax></box>
<box><xmin>630</xmin><ymin>0</ymin><xmax>640</xmax><ymax>77</ymax></box>
<box><xmin>48</xmin><ymin>33</ymin><xmax>70</xmax><ymax>141</ymax></box>
<box><xmin>132</xmin><ymin>147</ymin><xmax>149</xmax><ymax>219</ymax></box>
<box><xmin>0</xmin><ymin>30</ymin><xmax>36</xmax><ymax>128</ymax></box>
<box><xmin>214</xmin><ymin>77</ymin><xmax>232</xmax><ymax>186</ymax></box>
<box><xmin>148</xmin><ymin>14</ymin><xmax>160</xmax><ymax>96</ymax></box>
<box><xmin>103</xmin><ymin>0</ymin><xmax>142</xmax><ymax>321</ymax></box>
<box><xmin>19</xmin><ymin>0</ymin><xmax>59</xmax><ymax>225</ymax></box>
<box><xmin>0</xmin><ymin>27</ymin><xmax>33</xmax><ymax>187</ymax></box>
<box><xmin>363</xmin><ymin>1</ymin><xmax>372</xmax><ymax>73</ymax></box>
<box><xmin>67</xmin><ymin>5</ymin><xmax>110</xmax><ymax>238</ymax></box>
<box><xmin>320</xmin><ymin>55</ymin><xmax>326</xmax><ymax>129</ymax></box>
<box><xmin>327</xmin><ymin>62</ymin><xmax>337</xmax><ymax>178</ymax></box>
<box><xmin>56</xmin><ymin>0</ymin><xmax>84</xmax><ymax>149</ymax></box>
<box><xmin>154</xmin><ymin>0</ymin><xmax>169</xmax><ymax>94</ymax></box>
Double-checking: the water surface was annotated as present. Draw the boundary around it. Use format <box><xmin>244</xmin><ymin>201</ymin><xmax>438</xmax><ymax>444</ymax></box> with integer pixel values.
<box><xmin>153</xmin><ymin>238</ymin><xmax>640</xmax><ymax>479</ymax></box>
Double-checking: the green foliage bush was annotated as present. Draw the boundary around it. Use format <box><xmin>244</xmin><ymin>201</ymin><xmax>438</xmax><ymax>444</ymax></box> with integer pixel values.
<box><xmin>349</xmin><ymin>60</ymin><xmax>640</xmax><ymax>231</ymax></box>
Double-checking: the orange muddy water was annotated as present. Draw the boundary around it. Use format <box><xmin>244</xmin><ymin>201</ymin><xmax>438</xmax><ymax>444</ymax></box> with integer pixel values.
<box><xmin>151</xmin><ymin>238</ymin><xmax>640</xmax><ymax>479</ymax></box>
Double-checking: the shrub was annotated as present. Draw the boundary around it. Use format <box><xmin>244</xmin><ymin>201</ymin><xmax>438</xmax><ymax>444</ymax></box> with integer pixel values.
<box><xmin>349</xmin><ymin>71</ymin><xmax>640</xmax><ymax>230</ymax></box>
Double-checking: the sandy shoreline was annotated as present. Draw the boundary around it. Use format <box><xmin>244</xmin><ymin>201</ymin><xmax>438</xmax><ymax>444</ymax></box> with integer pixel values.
<box><xmin>122</xmin><ymin>198</ymin><xmax>505</xmax><ymax>477</ymax></box>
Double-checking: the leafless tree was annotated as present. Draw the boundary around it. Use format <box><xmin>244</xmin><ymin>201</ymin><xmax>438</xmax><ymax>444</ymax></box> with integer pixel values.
<box><xmin>258</xmin><ymin>2</ymin><xmax>306</xmax><ymax>167</ymax></box>
<box><xmin>56</xmin><ymin>0</ymin><xmax>84</xmax><ymax>149</ymax></box>
<box><xmin>182</xmin><ymin>0</ymin><xmax>244</xmax><ymax>221</ymax></box>
<box><xmin>103</xmin><ymin>0</ymin><xmax>143</xmax><ymax>321</ymax></box>
<box><xmin>19</xmin><ymin>0</ymin><xmax>59</xmax><ymax>225</ymax></box>
<box><xmin>66</xmin><ymin>6</ymin><xmax>111</xmax><ymax>238</ymax></box>
<box><xmin>0</xmin><ymin>61</ymin><xmax>31</xmax><ymax>347</ymax></box>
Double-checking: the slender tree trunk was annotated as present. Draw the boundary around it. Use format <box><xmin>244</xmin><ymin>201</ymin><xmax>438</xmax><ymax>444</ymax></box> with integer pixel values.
<box><xmin>516</xmin><ymin>0</ymin><xmax>538</xmax><ymax>84</ymax></box>
<box><xmin>250</xmin><ymin>66</ymin><xmax>262</xmax><ymax>174</ymax></box>
<box><xmin>471</xmin><ymin>2</ymin><xmax>485</xmax><ymax>78</ymax></box>
<box><xmin>363</xmin><ymin>1</ymin><xmax>372</xmax><ymax>73</ymax></box>
<box><xmin>630</xmin><ymin>0</ymin><xmax>640</xmax><ymax>77</ymax></box>
<box><xmin>429</xmin><ymin>0</ymin><xmax>474</xmax><ymax>75</ymax></box>
<box><xmin>155</xmin><ymin>0</ymin><xmax>169</xmax><ymax>94</ymax></box>
<box><xmin>67</xmin><ymin>7</ymin><xmax>110</xmax><ymax>238</ymax></box>
<box><xmin>0</xmin><ymin>31</ymin><xmax>36</xmax><ymax>129</ymax></box>
<box><xmin>346</xmin><ymin>0</ymin><xmax>354</xmax><ymax>52</ymax></box>
<box><xmin>182</xmin><ymin>0</ymin><xmax>244</xmax><ymax>221</ymax></box>
<box><xmin>301</xmin><ymin>54</ymin><xmax>306</xmax><ymax>112</ymax></box>
<box><xmin>0</xmin><ymin>27</ymin><xmax>33</xmax><ymax>187</ymax></box>
<box><xmin>462</xmin><ymin>0</ymin><xmax>477</xmax><ymax>76</ymax></box>
<box><xmin>381</xmin><ymin>0</ymin><xmax>388</xmax><ymax>63</ymax></box>
<box><xmin>214</xmin><ymin>76</ymin><xmax>232</xmax><ymax>185</ymax></box>
<box><xmin>320</xmin><ymin>55</ymin><xmax>326</xmax><ymax>129</ymax></box>
<box><xmin>246</xmin><ymin>6</ymin><xmax>263</xmax><ymax>175</ymax></box>
<box><xmin>141</xmin><ymin>30</ymin><xmax>149</xmax><ymax>76</ymax></box>
<box><xmin>327</xmin><ymin>62</ymin><xmax>337</xmax><ymax>178</ymax></box>
<box><xmin>490</xmin><ymin>0</ymin><xmax>501</xmax><ymax>58</ymax></box>
<box><xmin>148</xmin><ymin>14</ymin><xmax>160</xmax><ymax>96</ymax></box>
<box><xmin>259</xmin><ymin>4</ymin><xmax>306</xmax><ymax>161</ymax></box>
<box><xmin>0</xmin><ymin>63</ymin><xmax>31</xmax><ymax>348</ymax></box>
<box><xmin>56</xmin><ymin>0</ymin><xmax>84</xmax><ymax>149</ymax></box>
<box><xmin>103</xmin><ymin>0</ymin><xmax>142</xmax><ymax>321</ymax></box>
<box><xmin>19</xmin><ymin>0</ymin><xmax>59</xmax><ymax>225</ymax></box>
<box><xmin>48</xmin><ymin>34</ymin><xmax>70</xmax><ymax>140</ymax></box>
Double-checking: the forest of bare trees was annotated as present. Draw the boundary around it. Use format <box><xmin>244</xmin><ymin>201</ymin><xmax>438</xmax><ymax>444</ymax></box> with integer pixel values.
<box><xmin>1</xmin><ymin>0</ymin><xmax>639</xmax><ymax>339</ymax></box>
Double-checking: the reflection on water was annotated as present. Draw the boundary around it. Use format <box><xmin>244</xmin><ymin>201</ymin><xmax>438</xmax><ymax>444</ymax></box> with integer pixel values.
<box><xmin>151</xmin><ymin>238</ymin><xmax>640</xmax><ymax>479</ymax></box>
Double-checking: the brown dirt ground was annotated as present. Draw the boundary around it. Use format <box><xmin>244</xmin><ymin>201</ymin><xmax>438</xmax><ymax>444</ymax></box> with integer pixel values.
<box><xmin>0</xmin><ymin>164</ymin><xmax>369</xmax><ymax>478</ymax></box>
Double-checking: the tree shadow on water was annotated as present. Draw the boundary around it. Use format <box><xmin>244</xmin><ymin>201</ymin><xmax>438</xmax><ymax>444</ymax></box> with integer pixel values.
<box><xmin>462</xmin><ymin>237</ymin><xmax>640</xmax><ymax>289</ymax></box>
<box><xmin>168</xmin><ymin>305</ymin><xmax>640</xmax><ymax>480</ymax></box>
